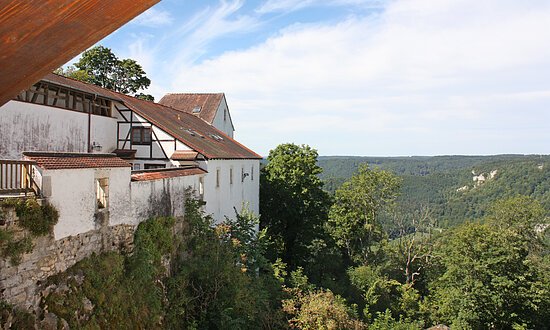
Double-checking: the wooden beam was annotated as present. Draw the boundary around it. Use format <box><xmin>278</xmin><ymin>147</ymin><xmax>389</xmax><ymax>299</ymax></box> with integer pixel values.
<box><xmin>0</xmin><ymin>0</ymin><xmax>160</xmax><ymax>107</ymax></box>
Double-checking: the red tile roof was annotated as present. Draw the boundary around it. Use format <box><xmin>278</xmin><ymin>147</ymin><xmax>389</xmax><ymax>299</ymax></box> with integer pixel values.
<box><xmin>158</xmin><ymin>93</ymin><xmax>224</xmax><ymax>124</ymax></box>
<box><xmin>23</xmin><ymin>152</ymin><xmax>131</xmax><ymax>170</ymax></box>
<box><xmin>171</xmin><ymin>150</ymin><xmax>200</xmax><ymax>161</ymax></box>
<box><xmin>131</xmin><ymin>167</ymin><xmax>207</xmax><ymax>181</ymax></box>
<box><xmin>0</xmin><ymin>0</ymin><xmax>158</xmax><ymax>107</ymax></box>
<box><xmin>32</xmin><ymin>74</ymin><xmax>262</xmax><ymax>160</ymax></box>
<box><xmin>111</xmin><ymin>92</ymin><xmax>261</xmax><ymax>160</ymax></box>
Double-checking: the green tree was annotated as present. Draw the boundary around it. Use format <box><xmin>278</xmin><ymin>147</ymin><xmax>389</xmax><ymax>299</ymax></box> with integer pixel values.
<box><xmin>426</xmin><ymin>197</ymin><xmax>550</xmax><ymax>329</ymax></box>
<box><xmin>260</xmin><ymin>143</ymin><xmax>331</xmax><ymax>270</ymax></box>
<box><xmin>327</xmin><ymin>163</ymin><xmax>401</xmax><ymax>263</ymax></box>
<box><xmin>59</xmin><ymin>46</ymin><xmax>152</xmax><ymax>97</ymax></box>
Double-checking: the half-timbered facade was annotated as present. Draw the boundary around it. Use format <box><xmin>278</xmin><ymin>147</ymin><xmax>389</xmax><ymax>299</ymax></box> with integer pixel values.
<box><xmin>0</xmin><ymin>73</ymin><xmax>261</xmax><ymax>222</ymax></box>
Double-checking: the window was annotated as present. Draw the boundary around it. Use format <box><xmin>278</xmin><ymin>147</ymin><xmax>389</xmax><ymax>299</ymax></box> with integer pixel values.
<box><xmin>216</xmin><ymin>168</ymin><xmax>220</xmax><ymax>188</ymax></box>
<box><xmin>132</xmin><ymin>163</ymin><xmax>141</xmax><ymax>171</ymax></box>
<box><xmin>224</xmin><ymin>109</ymin><xmax>227</xmax><ymax>121</ymax></box>
<box><xmin>230</xmin><ymin>167</ymin><xmax>233</xmax><ymax>185</ymax></box>
<box><xmin>144</xmin><ymin>163</ymin><xmax>166</xmax><ymax>169</ymax></box>
<box><xmin>241</xmin><ymin>167</ymin><xmax>244</xmax><ymax>182</ymax></box>
<box><xmin>96</xmin><ymin>178</ymin><xmax>109</xmax><ymax>209</ymax></box>
<box><xmin>131</xmin><ymin>127</ymin><xmax>152</xmax><ymax>145</ymax></box>
<box><xmin>251</xmin><ymin>165</ymin><xmax>254</xmax><ymax>181</ymax></box>
<box><xmin>199</xmin><ymin>177</ymin><xmax>204</xmax><ymax>199</ymax></box>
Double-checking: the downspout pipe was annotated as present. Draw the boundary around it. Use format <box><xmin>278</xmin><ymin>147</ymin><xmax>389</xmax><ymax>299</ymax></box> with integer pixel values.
<box><xmin>87</xmin><ymin>94</ymin><xmax>97</xmax><ymax>153</ymax></box>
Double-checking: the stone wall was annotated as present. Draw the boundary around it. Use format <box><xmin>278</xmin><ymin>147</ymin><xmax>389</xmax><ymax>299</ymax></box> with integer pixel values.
<box><xmin>0</xmin><ymin>203</ymin><xmax>136</xmax><ymax>310</ymax></box>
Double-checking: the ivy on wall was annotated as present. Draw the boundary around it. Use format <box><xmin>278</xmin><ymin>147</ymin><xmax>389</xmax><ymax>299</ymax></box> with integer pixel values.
<box><xmin>0</xmin><ymin>198</ymin><xmax>59</xmax><ymax>265</ymax></box>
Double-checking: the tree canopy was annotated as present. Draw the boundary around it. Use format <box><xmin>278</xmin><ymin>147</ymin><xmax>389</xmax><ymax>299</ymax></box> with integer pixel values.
<box><xmin>55</xmin><ymin>46</ymin><xmax>154</xmax><ymax>100</ymax></box>
<box><xmin>260</xmin><ymin>143</ymin><xmax>331</xmax><ymax>270</ymax></box>
<box><xmin>328</xmin><ymin>163</ymin><xmax>401</xmax><ymax>263</ymax></box>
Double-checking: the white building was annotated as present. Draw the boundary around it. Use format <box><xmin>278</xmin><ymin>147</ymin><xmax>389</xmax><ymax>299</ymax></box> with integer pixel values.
<box><xmin>159</xmin><ymin>93</ymin><xmax>235</xmax><ymax>139</ymax></box>
<box><xmin>0</xmin><ymin>73</ymin><xmax>261</xmax><ymax>235</ymax></box>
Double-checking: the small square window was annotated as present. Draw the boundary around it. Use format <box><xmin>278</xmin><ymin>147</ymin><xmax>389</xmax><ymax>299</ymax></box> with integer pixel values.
<box><xmin>131</xmin><ymin>127</ymin><xmax>152</xmax><ymax>145</ymax></box>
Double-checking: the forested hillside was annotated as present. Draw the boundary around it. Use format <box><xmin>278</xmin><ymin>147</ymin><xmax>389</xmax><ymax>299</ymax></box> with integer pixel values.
<box><xmin>3</xmin><ymin>148</ymin><xmax>548</xmax><ymax>329</ymax></box>
<box><xmin>319</xmin><ymin>155</ymin><xmax>550</xmax><ymax>228</ymax></box>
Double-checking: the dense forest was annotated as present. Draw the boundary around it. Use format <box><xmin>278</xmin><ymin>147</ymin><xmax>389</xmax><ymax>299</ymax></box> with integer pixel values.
<box><xmin>2</xmin><ymin>145</ymin><xmax>549</xmax><ymax>329</ymax></box>
<box><xmin>319</xmin><ymin>155</ymin><xmax>550</xmax><ymax>229</ymax></box>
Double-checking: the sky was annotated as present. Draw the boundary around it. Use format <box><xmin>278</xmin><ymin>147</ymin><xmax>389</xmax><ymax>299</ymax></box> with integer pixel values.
<box><xmin>87</xmin><ymin>0</ymin><xmax>550</xmax><ymax>157</ymax></box>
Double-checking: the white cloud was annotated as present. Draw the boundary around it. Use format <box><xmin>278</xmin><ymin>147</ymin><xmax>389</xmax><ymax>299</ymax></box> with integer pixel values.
<box><xmin>256</xmin><ymin>0</ymin><xmax>385</xmax><ymax>14</ymax></box>
<box><xmin>169</xmin><ymin>0</ymin><xmax>261</xmax><ymax>66</ymax></box>
<box><xmin>132</xmin><ymin>7</ymin><xmax>174</xmax><ymax>27</ymax></box>
<box><xmin>155</xmin><ymin>0</ymin><xmax>550</xmax><ymax>155</ymax></box>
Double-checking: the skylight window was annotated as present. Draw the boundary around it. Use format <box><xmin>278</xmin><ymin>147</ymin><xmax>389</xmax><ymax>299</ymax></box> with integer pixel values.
<box><xmin>192</xmin><ymin>106</ymin><xmax>201</xmax><ymax>113</ymax></box>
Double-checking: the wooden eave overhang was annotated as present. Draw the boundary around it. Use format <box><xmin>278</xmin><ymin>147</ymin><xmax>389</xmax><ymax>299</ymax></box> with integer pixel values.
<box><xmin>0</xmin><ymin>0</ymin><xmax>159</xmax><ymax>107</ymax></box>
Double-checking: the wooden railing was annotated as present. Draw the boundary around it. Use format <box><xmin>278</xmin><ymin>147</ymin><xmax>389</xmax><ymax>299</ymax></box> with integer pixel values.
<box><xmin>0</xmin><ymin>160</ymin><xmax>41</xmax><ymax>196</ymax></box>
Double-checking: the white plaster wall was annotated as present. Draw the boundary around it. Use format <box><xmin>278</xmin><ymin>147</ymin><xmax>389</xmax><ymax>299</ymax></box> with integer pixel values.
<box><xmin>202</xmin><ymin>159</ymin><xmax>259</xmax><ymax>223</ymax></box>
<box><xmin>90</xmin><ymin>112</ymin><xmax>118</xmax><ymax>153</ymax></box>
<box><xmin>0</xmin><ymin>101</ymin><xmax>86</xmax><ymax>159</ymax></box>
<box><xmin>45</xmin><ymin>167</ymin><xmax>131</xmax><ymax>239</ymax></box>
<box><xmin>211</xmin><ymin>98</ymin><xmax>234</xmax><ymax>138</ymax></box>
<box><xmin>130</xmin><ymin>174</ymin><xmax>203</xmax><ymax>221</ymax></box>
<box><xmin>0</xmin><ymin>101</ymin><xmax>117</xmax><ymax>159</ymax></box>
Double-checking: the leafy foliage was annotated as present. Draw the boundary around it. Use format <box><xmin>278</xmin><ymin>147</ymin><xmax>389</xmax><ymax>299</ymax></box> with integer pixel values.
<box><xmin>0</xmin><ymin>198</ymin><xmax>58</xmax><ymax>265</ymax></box>
<box><xmin>0</xmin><ymin>300</ymin><xmax>35</xmax><ymax>329</ymax></box>
<box><xmin>15</xmin><ymin>198</ymin><xmax>59</xmax><ymax>236</ymax></box>
<box><xmin>43</xmin><ymin>216</ymin><xmax>175</xmax><ymax>328</ymax></box>
<box><xmin>328</xmin><ymin>163</ymin><xmax>401</xmax><ymax>263</ymax></box>
<box><xmin>319</xmin><ymin>155</ymin><xmax>550</xmax><ymax>229</ymax></box>
<box><xmin>282</xmin><ymin>269</ymin><xmax>366</xmax><ymax>330</ymax></box>
<box><xmin>57</xmin><ymin>46</ymin><xmax>152</xmax><ymax>98</ymax></box>
<box><xmin>260</xmin><ymin>143</ymin><xmax>331</xmax><ymax>270</ymax></box>
<box><xmin>30</xmin><ymin>144</ymin><xmax>550</xmax><ymax>329</ymax></box>
<box><xmin>165</xmin><ymin>199</ymin><xmax>285</xmax><ymax>329</ymax></box>
<box><xmin>425</xmin><ymin>197</ymin><xmax>550</xmax><ymax>329</ymax></box>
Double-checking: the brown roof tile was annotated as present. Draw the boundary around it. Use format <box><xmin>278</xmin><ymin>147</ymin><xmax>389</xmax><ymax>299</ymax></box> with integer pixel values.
<box><xmin>31</xmin><ymin>74</ymin><xmax>262</xmax><ymax>160</ymax></box>
<box><xmin>23</xmin><ymin>152</ymin><xmax>131</xmax><ymax>170</ymax></box>
<box><xmin>171</xmin><ymin>150</ymin><xmax>200</xmax><ymax>161</ymax></box>
<box><xmin>158</xmin><ymin>93</ymin><xmax>223</xmax><ymax>124</ymax></box>
<box><xmin>119</xmin><ymin>95</ymin><xmax>261</xmax><ymax>159</ymax></box>
<box><xmin>131</xmin><ymin>167</ymin><xmax>207</xmax><ymax>181</ymax></box>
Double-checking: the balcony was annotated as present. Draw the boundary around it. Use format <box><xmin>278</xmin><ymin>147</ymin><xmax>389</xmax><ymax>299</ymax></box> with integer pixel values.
<box><xmin>0</xmin><ymin>160</ymin><xmax>41</xmax><ymax>197</ymax></box>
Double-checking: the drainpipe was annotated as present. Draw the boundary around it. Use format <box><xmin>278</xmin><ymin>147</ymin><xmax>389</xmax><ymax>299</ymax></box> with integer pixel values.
<box><xmin>87</xmin><ymin>94</ymin><xmax>97</xmax><ymax>153</ymax></box>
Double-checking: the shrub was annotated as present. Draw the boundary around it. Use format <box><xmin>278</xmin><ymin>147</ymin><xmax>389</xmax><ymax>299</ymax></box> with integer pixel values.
<box><xmin>15</xmin><ymin>199</ymin><xmax>58</xmax><ymax>236</ymax></box>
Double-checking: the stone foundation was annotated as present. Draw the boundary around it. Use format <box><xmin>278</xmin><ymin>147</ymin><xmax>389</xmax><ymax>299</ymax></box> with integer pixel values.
<box><xmin>0</xmin><ymin>203</ymin><xmax>136</xmax><ymax>310</ymax></box>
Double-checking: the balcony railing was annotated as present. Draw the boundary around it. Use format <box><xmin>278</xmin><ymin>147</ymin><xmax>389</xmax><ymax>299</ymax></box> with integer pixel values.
<box><xmin>0</xmin><ymin>160</ymin><xmax>41</xmax><ymax>196</ymax></box>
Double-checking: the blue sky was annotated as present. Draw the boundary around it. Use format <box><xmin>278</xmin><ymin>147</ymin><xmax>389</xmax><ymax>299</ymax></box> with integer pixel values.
<box><xmin>88</xmin><ymin>0</ymin><xmax>550</xmax><ymax>157</ymax></box>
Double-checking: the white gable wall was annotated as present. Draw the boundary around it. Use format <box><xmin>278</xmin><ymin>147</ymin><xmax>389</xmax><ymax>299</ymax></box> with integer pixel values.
<box><xmin>211</xmin><ymin>97</ymin><xmax>234</xmax><ymax>138</ymax></box>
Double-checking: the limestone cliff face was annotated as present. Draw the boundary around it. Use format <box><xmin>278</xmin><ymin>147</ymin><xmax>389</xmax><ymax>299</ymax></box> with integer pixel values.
<box><xmin>457</xmin><ymin>169</ymin><xmax>498</xmax><ymax>192</ymax></box>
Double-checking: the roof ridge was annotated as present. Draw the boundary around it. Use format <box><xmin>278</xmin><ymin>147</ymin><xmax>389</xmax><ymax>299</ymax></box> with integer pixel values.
<box><xmin>47</xmin><ymin>72</ymin><xmax>158</xmax><ymax>103</ymax></box>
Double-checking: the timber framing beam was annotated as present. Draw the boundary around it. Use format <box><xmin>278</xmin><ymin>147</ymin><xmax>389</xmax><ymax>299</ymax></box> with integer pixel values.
<box><xmin>0</xmin><ymin>0</ymin><xmax>160</xmax><ymax>107</ymax></box>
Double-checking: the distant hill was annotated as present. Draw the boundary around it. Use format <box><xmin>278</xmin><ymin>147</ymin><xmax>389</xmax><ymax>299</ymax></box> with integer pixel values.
<box><xmin>317</xmin><ymin>155</ymin><xmax>550</xmax><ymax>228</ymax></box>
